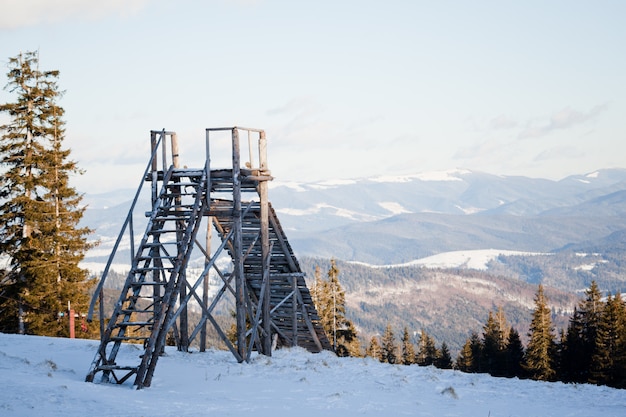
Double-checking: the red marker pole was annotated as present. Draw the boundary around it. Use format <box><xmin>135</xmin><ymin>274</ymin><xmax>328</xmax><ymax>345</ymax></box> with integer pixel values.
<box><xmin>68</xmin><ymin>301</ymin><xmax>75</xmax><ymax>339</ymax></box>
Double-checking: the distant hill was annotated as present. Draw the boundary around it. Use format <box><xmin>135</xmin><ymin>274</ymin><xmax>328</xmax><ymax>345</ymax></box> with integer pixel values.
<box><xmin>82</xmin><ymin>168</ymin><xmax>626</xmax><ymax>265</ymax></box>
<box><xmin>300</xmin><ymin>257</ymin><xmax>579</xmax><ymax>353</ymax></box>
<box><xmin>79</xmin><ymin>168</ymin><xmax>626</xmax><ymax>352</ymax></box>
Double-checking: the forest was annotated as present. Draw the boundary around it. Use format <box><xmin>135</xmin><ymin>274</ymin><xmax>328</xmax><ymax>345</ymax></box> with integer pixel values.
<box><xmin>309</xmin><ymin>260</ymin><xmax>626</xmax><ymax>389</ymax></box>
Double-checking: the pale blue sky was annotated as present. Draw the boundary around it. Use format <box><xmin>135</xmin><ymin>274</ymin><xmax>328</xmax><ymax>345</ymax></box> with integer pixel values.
<box><xmin>1</xmin><ymin>0</ymin><xmax>625</xmax><ymax>192</ymax></box>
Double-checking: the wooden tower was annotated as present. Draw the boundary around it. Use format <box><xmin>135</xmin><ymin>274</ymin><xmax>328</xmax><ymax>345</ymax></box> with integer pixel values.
<box><xmin>85</xmin><ymin>128</ymin><xmax>331</xmax><ymax>388</ymax></box>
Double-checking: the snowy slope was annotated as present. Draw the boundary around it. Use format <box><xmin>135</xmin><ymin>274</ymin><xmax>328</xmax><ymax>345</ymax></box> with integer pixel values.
<box><xmin>350</xmin><ymin>249</ymin><xmax>546</xmax><ymax>270</ymax></box>
<box><xmin>1</xmin><ymin>333</ymin><xmax>624</xmax><ymax>417</ymax></box>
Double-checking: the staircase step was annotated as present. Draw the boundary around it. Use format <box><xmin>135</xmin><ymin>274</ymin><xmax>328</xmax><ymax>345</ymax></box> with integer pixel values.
<box><xmin>110</xmin><ymin>336</ymin><xmax>150</xmax><ymax>342</ymax></box>
<box><xmin>129</xmin><ymin>281</ymin><xmax>168</xmax><ymax>286</ymax></box>
<box><xmin>115</xmin><ymin>321</ymin><xmax>154</xmax><ymax>327</ymax></box>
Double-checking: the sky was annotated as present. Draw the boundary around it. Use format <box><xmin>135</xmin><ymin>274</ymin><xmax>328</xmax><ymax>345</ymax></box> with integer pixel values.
<box><xmin>1</xmin><ymin>0</ymin><xmax>625</xmax><ymax>193</ymax></box>
<box><xmin>2</xmin><ymin>332</ymin><xmax>626</xmax><ymax>416</ymax></box>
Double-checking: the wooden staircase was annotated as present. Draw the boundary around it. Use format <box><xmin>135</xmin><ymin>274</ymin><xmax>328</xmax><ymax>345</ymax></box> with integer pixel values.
<box><xmin>86</xmin><ymin>166</ymin><xmax>208</xmax><ymax>387</ymax></box>
<box><xmin>210</xmin><ymin>198</ymin><xmax>330</xmax><ymax>353</ymax></box>
<box><xmin>85</xmin><ymin>128</ymin><xmax>331</xmax><ymax>389</ymax></box>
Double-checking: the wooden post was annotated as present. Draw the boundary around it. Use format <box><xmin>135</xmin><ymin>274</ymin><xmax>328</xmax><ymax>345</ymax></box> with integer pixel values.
<box><xmin>98</xmin><ymin>289</ymin><xmax>104</xmax><ymax>340</ymax></box>
<box><xmin>259</xmin><ymin>130</ymin><xmax>272</xmax><ymax>355</ymax></box>
<box><xmin>171</xmin><ymin>132</ymin><xmax>180</xmax><ymax>169</ymax></box>
<box><xmin>150</xmin><ymin>131</ymin><xmax>158</xmax><ymax>207</ymax></box>
<box><xmin>292</xmin><ymin>275</ymin><xmax>298</xmax><ymax>347</ymax></box>
<box><xmin>200</xmin><ymin>128</ymin><xmax>211</xmax><ymax>352</ymax></box>
<box><xmin>200</xmin><ymin>217</ymin><xmax>211</xmax><ymax>352</ymax></box>
<box><xmin>232</xmin><ymin>128</ymin><xmax>246</xmax><ymax>361</ymax></box>
<box><xmin>172</xmin><ymin>133</ymin><xmax>189</xmax><ymax>352</ymax></box>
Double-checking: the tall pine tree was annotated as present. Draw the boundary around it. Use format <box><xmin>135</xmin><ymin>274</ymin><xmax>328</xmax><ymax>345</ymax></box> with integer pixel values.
<box><xmin>0</xmin><ymin>51</ymin><xmax>94</xmax><ymax>336</ymax></box>
<box><xmin>505</xmin><ymin>327</ymin><xmax>525</xmax><ymax>378</ymax></box>
<box><xmin>561</xmin><ymin>281</ymin><xmax>604</xmax><ymax>383</ymax></box>
<box><xmin>590</xmin><ymin>292</ymin><xmax>625</xmax><ymax>386</ymax></box>
<box><xmin>524</xmin><ymin>284</ymin><xmax>556</xmax><ymax>381</ymax></box>
<box><xmin>401</xmin><ymin>327</ymin><xmax>416</xmax><ymax>365</ymax></box>
<box><xmin>456</xmin><ymin>335</ymin><xmax>476</xmax><ymax>372</ymax></box>
<box><xmin>481</xmin><ymin>310</ymin><xmax>509</xmax><ymax>376</ymax></box>
<box><xmin>313</xmin><ymin>259</ymin><xmax>360</xmax><ymax>356</ymax></box>
<box><xmin>365</xmin><ymin>335</ymin><xmax>382</xmax><ymax>361</ymax></box>
<box><xmin>380</xmin><ymin>324</ymin><xmax>398</xmax><ymax>364</ymax></box>
<box><xmin>416</xmin><ymin>328</ymin><xmax>438</xmax><ymax>366</ymax></box>
<box><xmin>436</xmin><ymin>341</ymin><xmax>453</xmax><ymax>369</ymax></box>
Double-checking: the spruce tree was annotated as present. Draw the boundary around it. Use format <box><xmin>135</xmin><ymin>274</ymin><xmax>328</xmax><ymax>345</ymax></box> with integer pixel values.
<box><xmin>0</xmin><ymin>51</ymin><xmax>94</xmax><ymax>336</ymax></box>
<box><xmin>615</xmin><ymin>293</ymin><xmax>626</xmax><ymax>388</ymax></box>
<box><xmin>590</xmin><ymin>293</ymin><xmax>625</xmax><ymax>386</ymax></box>
<box><xmin>481</xmin><ymin>307</ymin><xmax>510</xmax><ymax>376</ymax></box>
<box><xmin>416</xmin><ymin>329</ymin><xmax>438</xmax><ymax>366</ymax></box>
<box><xmin>456</xmin><ymin>336</ymin><xmax>475</xmax><ymax>372</ymax></box>
<box><xmin>365</xmin><ymin>335</ymin><xmax>382</xmax><ymax>361</ymax></box>
<box><xmin>313</xmin><ymin>259</ymin><xmax>360</xmax><ymax>356</ymax></box>
<box><xmin>524</xmin><ymin>284</ymin><xmax>556</xmax><ymax>381</ymax></box>
<box><xmin>380</xmin><ymin>324</ymin><xmax>397</xmax><ymax>364</ymax></box>
<box><xmin>561</xmin><ymin>307</ymin><xmax>586</xmax><ymax>382</ymax></box>
<box><xmin>562</xmin><ymin>281</ymin><xmax>604</xmax><ymax>383</ymax></box>
<box><xmin>482</xmin><ymin>310</ymin><xmax>505</xmax><ymax>375</ymax></box>
<box><xmin>310</xmin><ymin>265</ymin><xmax>323</xmax><ymax>308</ymax></box>
<box><xmin>436</xmin><ymin>341</ymin><xmax>453</xmax><ymax>369</ymax></box>
<box><xmin>400</xmin><ymin>327</ymin><xmax>416</xmax><ymax>365</ymax></box>
<box><xmin>505</xmin><ymin>327</ymin><xmax>525</xmax><ymax>378</ymax></box>
<box><xmin>469</xmin><ymin>331</ymin><xmax>483</xmax><ymax>372</ymax></box>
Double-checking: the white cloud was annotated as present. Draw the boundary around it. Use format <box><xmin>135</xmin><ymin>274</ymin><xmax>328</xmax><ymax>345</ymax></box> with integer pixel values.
<box><xmin>0</xmin><ymin>0</ymin><xmax>150</xmax><ymax>30</ymax></box>
<box><xmin>533</xmin><ymin>145</ymin><xmax>585</xmax><ymax>162</ymax></box>
<box><xmin>490</xmin><ymin>114</ymin><xmax>517</xmax><ymax>130</ymax></box>
<box><xmin>518</xmin><ymin>104</ymin><xmax>608</xmax><ymax>139</ymax></box>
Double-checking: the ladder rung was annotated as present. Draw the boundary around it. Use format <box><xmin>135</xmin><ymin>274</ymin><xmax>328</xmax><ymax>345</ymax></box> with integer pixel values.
<box><xmin>166</xmin><ymin>181</ymin><xmax>201</xmax><ymax>187</ymax></box>
<box><xmin>154</xmin><ymin>216</ymin><xmax>192</xmax><ymax>221</ymax></box>
<box><xmin>134</xmin><ymin>267</ymin><xmax>174</xmax><ymax>272</ymax></box>
<box><xmin>115</xmin><ymin>321</ymin><xmax>153</xmax><ymax>327</ymax></box>
<box><xmin>148</xmin><ymin>229</ymin><xmax>181</xmax><ymax>234</ymax></box>
<box><xmin>121</xmin><ymin>308</ymin><xmax>155</xmax><ymax>313</ymax></box>
<box><xmin>136</xmin><ymin>255</ymin><xmax>177</xmax><ymax>261</ymax></box>
<box><xmin>96</xmin><ymin>365</ymin><xmax>138</xmax><ymax>372</ymax></box>
<box><xmin>110</xmin><ymin>336</ymin><xmax>150</xmax><ymax>341</ymax></box>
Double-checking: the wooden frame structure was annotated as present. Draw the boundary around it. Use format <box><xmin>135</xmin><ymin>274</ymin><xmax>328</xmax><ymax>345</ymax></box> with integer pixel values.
<box><xmin>85</xmin><ymin>128</ymin><xmax>331</xmax><ymax>388</ymax></box>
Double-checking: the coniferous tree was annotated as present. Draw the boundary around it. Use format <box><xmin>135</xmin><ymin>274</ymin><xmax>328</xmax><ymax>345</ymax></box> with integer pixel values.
<box><xmin>456</xmin><ymin>336</ymin><xmax>475</xmax><ymax>372</ymax></box>
<box><xmin>590</xmin><ymin>293</ymin><xmax>625</xmax><ymax>386</ymax></box>
<box><xmin>615</xmin><ymin>293</ymin><xmax>626</xmax><ymax>388</ymax></box>
<box><xmin>524</xmin><ymin>284</ymin><xmax>556</xmax><ymax>381</ymax></box>
<box><xmin>365</xmin><ymin>335</ymin><xmax>382</xmax><ymax>361</ymax></box>
<box><xmin>561</xmin><ymin>307</ymin><xmax>585</xmax><ymax>382</ymax></box>
<box><xmin>310</xmin><ymin>266</ymin><xmax>323</xmax><ymax>309</ymax></box>
<box><xmin>380</xmin><ymin>324</ymin><xmax>397</xmax><ymax>364</ymax></box>
<box><xmin>313</xmin><ymin>259</ymin><xmax>360</xmax><ymax>356</ymax></box>
<box><xmin>481</xmin><ymin>310</ymin><xmax>507</xmax><ymax>376</ymax></box>
<box><xmin>0</xmin><ymin>51</ymin><xmax>94</xmax><ymax>336</ymax></box>
<box><xmin>469</xmin><ymin>331</ymin><xmax>483</xmax><ymax>372</ymax></box>
<box><xmin>416</xmin><ymin>329</ymin><xmax>438</xmax><ymax>366</ymax></box>
<box><xmin>561</xmin><ymin>281</ymin><xmax>603</xmax><ymax>383</ymax></box>
<box><xmin>436</xmin><ymin>341</ymin><xmax>453</xmax><ymax>369</ymax></box>
<box><xmin>400</xmin><ymin>327</ymin><xmax>416</xmax><ymax>365</ymax></box>
<box><xmin>505</xmin><ymin>327</ymin><xmax>525</xmax><ymax>378</ymax></box>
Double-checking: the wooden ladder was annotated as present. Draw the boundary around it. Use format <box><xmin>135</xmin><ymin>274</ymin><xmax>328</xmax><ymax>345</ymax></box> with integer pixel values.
<box><xmin>85</xmin><ymin>166</ymin><xmax>208</xmax><ymax>388</ymax></box>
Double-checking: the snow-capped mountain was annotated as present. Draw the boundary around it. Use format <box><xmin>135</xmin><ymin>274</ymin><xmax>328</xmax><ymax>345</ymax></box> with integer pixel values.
<box><xmin>80</xmin><ymin>168</ymin><xmax>626</xmax><ymax>267</ymax></box>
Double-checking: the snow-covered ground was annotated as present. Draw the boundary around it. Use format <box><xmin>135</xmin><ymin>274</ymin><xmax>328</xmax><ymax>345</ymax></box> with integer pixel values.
<box><xmin>350</xmin><ymin>249</ymin><xmax>546</xmax><ymax>270</ymax></box>
<box><xmin>1</xmin><ymin>333</ymin><xmax>624</xmax><ymax>416</ymax></box>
